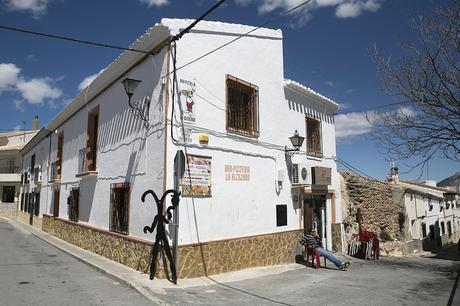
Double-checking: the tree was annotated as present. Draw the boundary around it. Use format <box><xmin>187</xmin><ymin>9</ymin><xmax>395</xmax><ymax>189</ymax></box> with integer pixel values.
<box><xmin>373</xmin><ymin>0</ymin><xmax>460</xmax><ymax>169</ymax></box>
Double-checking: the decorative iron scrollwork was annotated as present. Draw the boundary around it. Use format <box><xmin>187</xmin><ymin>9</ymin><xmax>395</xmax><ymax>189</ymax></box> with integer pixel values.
<box><xmin>142</xmin><ymin>189</ymin><xmax>180</xmax><ymax>283</ymax></box>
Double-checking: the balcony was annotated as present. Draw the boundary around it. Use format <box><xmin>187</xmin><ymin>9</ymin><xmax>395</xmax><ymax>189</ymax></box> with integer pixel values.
<box><xmin>33</xmin><ymin>166</ymin><xmax>42</xmax><ymax>184</ymax></box>
<box><xmin>76</xmin><ymin>147</ymin><xmax>98</xmax><ymax>178</ymax></box>
<box><xmin>49</xmin><ymin>162</ymin><xmax>61</xmax><ymax>183</ymax></box>
<box><xmin>0</xmin><ymin>166</ymin><xmax>21</xmax><ymax>183</ymax></box>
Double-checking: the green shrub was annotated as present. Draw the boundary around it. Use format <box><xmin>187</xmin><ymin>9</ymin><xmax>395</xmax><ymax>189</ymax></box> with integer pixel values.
<box><xmin>380</xmin><ymin>230</ymin><xmax>392</xmax><ymax>242</ymax></box>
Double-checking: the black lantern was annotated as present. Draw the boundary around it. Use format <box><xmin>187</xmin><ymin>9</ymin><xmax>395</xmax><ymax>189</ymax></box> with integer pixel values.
<box><xmin>122</xmin><ymin>78</ymin><xmax>141</xmax><ymax>101</ymax></box>
<box><xmin>285</xmin><ymin>130</ymin><xmax>305</xmax><ymax>153</ymax></box>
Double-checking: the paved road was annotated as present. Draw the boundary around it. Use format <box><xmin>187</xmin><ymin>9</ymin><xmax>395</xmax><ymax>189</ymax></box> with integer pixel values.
<box><xmin>160</xmin><ymin>247</ymin><xmax>460</xmax><ymax>305</ymax></box>
<box><xmin>0</xmin><ymin>219</ymin><xmax>152</xmax><ymax>306</ymax></box>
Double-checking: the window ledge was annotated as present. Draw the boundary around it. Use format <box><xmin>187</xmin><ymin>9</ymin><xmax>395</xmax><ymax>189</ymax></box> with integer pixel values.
<box><xmin>76</xmin><ymin>171</ymin><xmax>98</xmax><ymax>178</ymax></box>
<box><xmin>49</xmin><ymin>179</ymin><xmax>61</xmax><ymax>184</ymax></box>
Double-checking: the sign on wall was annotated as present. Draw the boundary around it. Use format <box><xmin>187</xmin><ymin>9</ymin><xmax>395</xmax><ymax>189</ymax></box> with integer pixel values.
<box><xmin>312</xmin><ymin>166</ymin><xmax>332</xmax><ymax>185</ymax></box>
<box><xmin>224</xmin><ymin>165</ymin><xmax>250</xmax><ymax>181</ymax></box>
<box><xmin>179</xmin><ymin>79</ymin><xmax>196</xmax><ymax>123</ymax></box>
<box><xmin>181</xmin><ymin>155</ymin><xmax>211</xmax><ymax>197</ymax></box>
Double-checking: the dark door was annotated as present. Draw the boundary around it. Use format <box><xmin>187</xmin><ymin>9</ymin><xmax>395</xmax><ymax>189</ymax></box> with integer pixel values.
<box><xmin>53</xmin><ymin>190</ymin><xmax>60</xmax><ymax>217</ymax></box>
<box><xmin>2</xmin><ymin>186</ymin><xmax>15</xmax><ymax>203</ymax></box>
<box><xmin>303</xmin><ymin>195</ymin><xmax>327</xmax><ymax>246</ymax></box>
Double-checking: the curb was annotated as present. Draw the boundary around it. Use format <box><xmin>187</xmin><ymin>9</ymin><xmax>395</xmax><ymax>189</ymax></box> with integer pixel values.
<box><xmin>6</xmin><ymin>218</ymin><xmax>171</xmax><ymax>306</ymax></box>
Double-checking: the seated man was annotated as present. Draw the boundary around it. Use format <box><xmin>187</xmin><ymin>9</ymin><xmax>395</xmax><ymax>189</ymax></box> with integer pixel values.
<box><xmin>300</xmin><ymin>230</ymin><xmax>350</xmax><ymax>270</ymax></box>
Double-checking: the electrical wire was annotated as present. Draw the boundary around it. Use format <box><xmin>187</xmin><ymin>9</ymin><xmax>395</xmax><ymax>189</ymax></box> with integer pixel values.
<box><xmin>0</xmin><ymin>24</ymin><xmax>153</xmax><ymax>54</ymax></box>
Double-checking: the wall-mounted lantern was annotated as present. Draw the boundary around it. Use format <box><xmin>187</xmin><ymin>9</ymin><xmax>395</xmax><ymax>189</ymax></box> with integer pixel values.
<box><xmin>285</xmin><ymin>130</ymin><xmax>305</xmax><ymax>154</ymax></box>
<box><xmin>122</xmin><ymin>78</ymin><xmax>150</xmax><ymax>122</ymax></box>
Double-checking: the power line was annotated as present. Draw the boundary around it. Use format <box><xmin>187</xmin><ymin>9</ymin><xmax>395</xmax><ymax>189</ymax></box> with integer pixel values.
<box><xmin>0</xmin><ymin>24</ymin><xmax>152</xmax><ymax>54</ymax></box>
<box><xmin>171</xmin><ymin>0</ymin><xmax>313</xmax><ymax>74</ymax></box>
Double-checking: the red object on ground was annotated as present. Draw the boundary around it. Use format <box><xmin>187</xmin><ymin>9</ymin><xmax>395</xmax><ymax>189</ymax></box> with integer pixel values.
<box><xmin>305</xmin><ymin>245</ymin><xmax>325</xmax><ymax>269</ymax></box>
<box><xmin>358</xmin><ymin>226</ymin><xmax>380</xmax><ymax>260</ymax></box>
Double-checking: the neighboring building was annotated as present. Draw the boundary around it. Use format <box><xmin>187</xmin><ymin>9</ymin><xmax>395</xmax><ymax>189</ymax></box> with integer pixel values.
<box><xmin>0</xmin><ymin>124</ymin><xmax>38</xmax><ymax>218</ymax></box>
<box><xmin>19</xmin><ymin>19</ymin><xmax>342</xmax><ymax>278</ymax></box>
<box><xmin>388</xmin><ymin>165</ymin><xmax>460</xmax><ymax>251</ymax></box>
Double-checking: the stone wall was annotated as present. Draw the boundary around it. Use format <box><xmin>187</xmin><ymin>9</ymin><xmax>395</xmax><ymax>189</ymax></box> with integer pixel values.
<box><xmin>42</xmin><ymin>215</ymin><xmax>303</xmax><ymax>278</ymax></box>
<box><xmin>340</xmin><ymin>171</ymin><xmax>408</xmax><ymax>254</ymax></box>
<box><xmin>17</xmin><ymin>210</ymin><xmax>43</xmax><ymax>229</ymax></box>
<box><xmin>0</xmin><ymin>202</ymin><xmax>17</xmax><ymax>218</ymax></box>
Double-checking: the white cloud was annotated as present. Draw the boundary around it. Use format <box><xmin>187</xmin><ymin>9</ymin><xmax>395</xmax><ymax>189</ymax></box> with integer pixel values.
<box><xmin>335</xmin><ymin>106</ymin><xmax>415</xmax><ymax>141</ymax></box>
<box><xmin>345</xmin><ymin>88</ymin><xmax>355</xmax><ymax>94</ymax></box>
<box><xmin>4</xmin><ymin>0</ymin><xmax>50</xmax><ymax>17</ymax></box>
<box><xmin>16</xmin><ymin>77</ymin><xmax>62</xmax><ymax>104</ymax></box>
<box><xmin>335</xmin><ymin>111</ymin><xmax>374</xmax><ymax>139</ymax></box>
<box><xmin>13</xmin><ymin>99</ymin><xmax>25</xmax><ymax>112</ymax></box>
<box><xmin>236</xmin><ymin>0</ymin><xmax>382</xmax><ymax>23</ymax></box>
<box><xmin>337</xmin><ymin>102</ymin><xmax>352</xmax><ymax>110</ymax></box>
<box><xmin>326</xmin><ymin>80</ymin><xmax>334</xmax><ymax>87</ymax></box>
<box><xmin>78</xmin><ymin>69</ymin><xmax>105</xmax><ymax>91</ymax></box>
<box><xmin>335</xmin><ymin>0</ymin><xmax>381</xmax><ymax>18</ymax></box>
<box><xmin>139</xmin><ymin>0</ymin><xmax>169</xmax><ymax>7</ymax></box>
<box><xmin>0</xmin><ymin>63</ymin><xmax>21</xmax><ymax>93</ymax></box>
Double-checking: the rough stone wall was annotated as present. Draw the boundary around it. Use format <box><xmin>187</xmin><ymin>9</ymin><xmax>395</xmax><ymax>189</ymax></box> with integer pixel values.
<box><xmin>17</xmin><ymin>210</ymin><xmax>43</xmax><ymax>229</ymax></box>
<box><xmin>340</xmin><ymin>171</ymin><xmax>408</xmax><ymax>251</ymax></box>
<box><xmin>0</xmin><ymin>202</ymin><xmax>17</xmax><ymax>218</ymax></box>
<box><xmin>42</xmin><ymin>215</ymin><xmax>303</xmax><ymax>279</ymax></box>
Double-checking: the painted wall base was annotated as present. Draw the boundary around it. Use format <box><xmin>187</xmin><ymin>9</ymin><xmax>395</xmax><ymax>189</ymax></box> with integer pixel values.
<box><xmin>42</xmin><ymin>215</ymin><xmax>303</xmax><ymax>278</ymax></box>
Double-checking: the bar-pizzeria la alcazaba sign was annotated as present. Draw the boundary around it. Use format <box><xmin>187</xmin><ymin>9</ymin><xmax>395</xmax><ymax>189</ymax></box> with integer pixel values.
<box><xmin>224</xmin><ymin>165</ymin><xmax>250</xmax><ymax>181</ymax></box>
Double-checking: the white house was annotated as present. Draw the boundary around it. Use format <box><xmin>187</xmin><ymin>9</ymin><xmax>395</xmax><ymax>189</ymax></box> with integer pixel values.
<box><xmin>388</xmin><ymin>164</ymin><xmax>460</xmax><ymax>250</ymax></box>
<box><xmin>0</xmin><ymin>121</ymin><xmax>38</xmax><ymax>218</ymax></box>
<box><xmin>19</xmin><ymin>19</ymin><xmax>341</xmax><ymax>278</ymax></box>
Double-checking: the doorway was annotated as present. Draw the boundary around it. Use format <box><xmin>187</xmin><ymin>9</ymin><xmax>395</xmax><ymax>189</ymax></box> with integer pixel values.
<box><xmin>53</xmin><ymin>189</ymin><xmax>60</xmax><ymax>217</ymax></box>
<box><xmin>303</xmin><ymin>195</ymin><xmax>327</xmax><ymax>246</ymax></box>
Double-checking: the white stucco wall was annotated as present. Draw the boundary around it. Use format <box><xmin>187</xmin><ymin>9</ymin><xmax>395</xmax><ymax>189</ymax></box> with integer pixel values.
<box><xmin>162</xmin><ymin>20</ymin><xmax>340</xmax><ymax>249</ymax></box>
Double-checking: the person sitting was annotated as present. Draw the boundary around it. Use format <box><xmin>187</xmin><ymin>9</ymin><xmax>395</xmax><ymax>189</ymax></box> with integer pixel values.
<box><xmin>300</xmin><ymin>230</ymin><xmax>350</xmax><ymax>270</ymax></box>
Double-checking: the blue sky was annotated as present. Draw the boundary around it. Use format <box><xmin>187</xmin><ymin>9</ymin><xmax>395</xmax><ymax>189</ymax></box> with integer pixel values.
<box><xmin>0</xmin><ymin>0</ymin><xmax>458</xmax><ymax>181</ymax></box>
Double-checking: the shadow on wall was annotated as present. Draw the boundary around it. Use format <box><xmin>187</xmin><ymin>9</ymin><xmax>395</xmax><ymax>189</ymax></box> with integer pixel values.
<box><xmin>78</xmin><ymin>178</ymin><xmax>97</xmax><ymax>222</ymax></box>
<box><xmin>284</xmin><ymin>88</ymin><xmax>335</xmax><ymax>124</ymax></box>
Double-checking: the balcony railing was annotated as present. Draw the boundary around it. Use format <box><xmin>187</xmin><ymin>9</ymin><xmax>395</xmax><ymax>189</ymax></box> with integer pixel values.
<box><xmin>50</xmin><ymin>162</ymin><xmax>60</xmax><ymax>181</ymax></box>
<box><xmin>33</xmin><ymin>166</ymin><xmax>42</xmax><ymax>182</ymax></box>
<box><xmin>78</xmin><ymin>147</ymin><xmax>88</xmax><ymax>174</ymax></box>
<box><xmin>0</xmin><ymin>166</ymin><xmax>20</xmax><ymax>174</ymax></box>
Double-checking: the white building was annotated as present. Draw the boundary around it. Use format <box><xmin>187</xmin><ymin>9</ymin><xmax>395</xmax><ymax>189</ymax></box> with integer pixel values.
<box><xmin>397</xmin><ymin>178</ymin><xmax>459</xmax><ymax>250</ymax></box>
<box><xmin>19</xmin><ymin>19</ymin><xmax>342</xmax><ymax>278</ymax></box>
<box><xmin>0</xmin><ymin>125</ymin><xmax>38</xmax><ymax>218</ymax></box>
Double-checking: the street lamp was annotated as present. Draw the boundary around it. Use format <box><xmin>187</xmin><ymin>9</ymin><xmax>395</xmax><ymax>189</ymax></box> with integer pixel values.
<box><xmin>285</xmin><ymin>130</ymin><xmax>305</xmax><ymax>154</ymax></box>
<box><xmin>122</xmin><ymin>78</ymin><xmax>141</xmax><ymax>107</ymax></box>
<box><xmin>122</xmin><ymin>77</ymin><xmax>150</xmax><ymax>123</ymax></box>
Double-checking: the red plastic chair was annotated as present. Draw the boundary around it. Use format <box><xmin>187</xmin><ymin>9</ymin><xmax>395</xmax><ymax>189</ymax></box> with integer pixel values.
<box><xmin>305</xmin><ymin>245</ymin><xmax>326</xmax><ymax>269</ymax></box>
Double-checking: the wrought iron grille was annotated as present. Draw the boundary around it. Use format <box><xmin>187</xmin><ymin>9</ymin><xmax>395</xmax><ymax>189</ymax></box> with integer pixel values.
<box><xmin>226</xmin><ymin>76</ymin><xmax>259</xmax><ymax>136</ymax></box>
<box><xmin>110</xmin><ymin>183</ymin><xmax>130</xmax><ymax>235</ymax></box>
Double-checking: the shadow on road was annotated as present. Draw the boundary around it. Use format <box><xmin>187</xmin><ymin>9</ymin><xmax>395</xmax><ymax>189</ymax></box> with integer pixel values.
<box><xmin>422</xmin><ymin>244</ymin><xmax>460</xmax><ymax>262</ymax></box>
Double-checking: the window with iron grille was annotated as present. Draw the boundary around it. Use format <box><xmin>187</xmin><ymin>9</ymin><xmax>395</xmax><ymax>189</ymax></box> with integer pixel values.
<box><xmin>226</xmin><ymin>75</ymin><xmax>259</xmax><ymax>136</ymax></box>
<box><xmin>68</xmin><ymin>188</ymin><xmax>79</xmax><ymax>222</ymax></box>
<box><xmin>306</xmin><ymin>116</ymin><xmax>322</xmax><ymax>156</ymax></box>
<box><xmin>110</xmin><ymin>183</ymin><xmax>130</xmax><ymax>235</ymax></box>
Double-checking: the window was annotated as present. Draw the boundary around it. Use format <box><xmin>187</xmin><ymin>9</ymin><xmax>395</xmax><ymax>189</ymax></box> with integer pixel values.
<box><xmin>68</xmin><ymin>188</ymin><xmax>79</xmax><ymax>222</ymax></box>
<box><xmin>53</xmin><ymin>190</ymin><xmax>60</xmax><ymax>217</ymax></box>
<box><xmin>20</xmin><ymin>193</ymin><xmax>24</xmax><ymax>211</ymax></box>
<box><xmin>86</xmin><ymin>106</ymin><xmax>99</xmax><ymax>171</ymax></box>
<box><xmin>30</xmin><ymin>154</ymin><xmax>35</xmax><ymax>180</ymax></box>
<box><xmin>421</xmin><ymin>222</ymin><xmax>427</xmax><ymax>238</ymax></box>
<box><xmin>276</xmin><ymin>204</ymin><xmax>287</xmax><ymax>227</ymax></box>
<box><xmin>447</xmin><ymin>221</ymin><xmax>452</xmax><ymax>237</ymax></box>
<box><xmin>110</xmin><ymin>183</ymin><xmax>130</xmax><ymax>235</ymax></box>
<box><xmin>56</xmin><ymin>132</ymin><xmax>64</xmax><ymax>180</ymax></box>
<box><xmin>226</xmin><ymin>75</ymin><xmax>259</xmax><ymax>136</ymax></box>
<box><xmin>2</xmin><ymin>186</ymin><xmax>15</xmax><ymax>203</ymax></box>
<box><xmin>441</xmin><ymin>221</ymin><xmax>445</xmax><ymax>235</ymax></box>
<box><xmin>306</xmin><ymin>116</ymin><xmax>322</xmax><ymax>156</ymax></box>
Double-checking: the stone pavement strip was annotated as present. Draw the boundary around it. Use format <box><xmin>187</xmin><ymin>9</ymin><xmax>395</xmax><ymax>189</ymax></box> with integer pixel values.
<box><xmin>5</xmin><ymin>217</ymin><xmax>460</xmax><ymax>306</ymax></box>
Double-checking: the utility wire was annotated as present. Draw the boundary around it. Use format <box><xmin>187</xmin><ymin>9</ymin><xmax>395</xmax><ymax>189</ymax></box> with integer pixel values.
<box><xmin>171</xmin><ymin>0</ymin><xmax>313</xmax><ymax>74</ymax></box>
<box><xmin>0</xmin><ymin>24</ymin><xmax>153</xmax><ymax>54</ymax></box>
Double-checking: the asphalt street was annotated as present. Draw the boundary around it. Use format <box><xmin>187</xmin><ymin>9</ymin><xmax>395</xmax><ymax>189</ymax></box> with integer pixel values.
<box><xmin>1</xmin><ymin>217</ymin><xmax>459</xmax><ymax>306</ymax></box>
<box><xmin>0</xmin><ymin>219</ymin><xmax>151</xmax><ymax>306</ymax></box>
